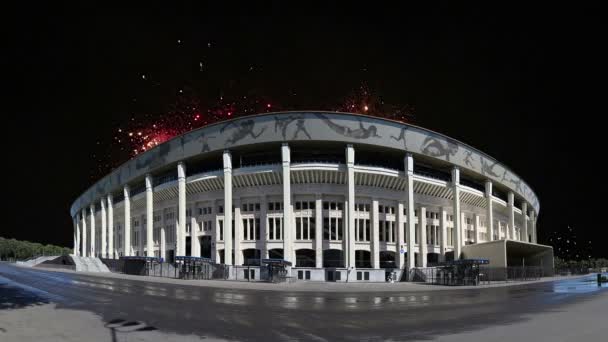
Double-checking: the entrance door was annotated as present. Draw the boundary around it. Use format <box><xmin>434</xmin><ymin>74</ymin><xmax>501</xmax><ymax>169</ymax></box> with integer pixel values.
<box><xmin>201</xmin><ymin>236</ymin><xmax>212</xmax><ymax>259</ymax></box>
<box><xmin>166</xmin><ymin>249</ymin><xmax>175</xmax><ymax>263</ymax></box>
<box><xmin>185</xmin><ymin>237</ymin><xmax>191</xmax><ymax>256</ymax></box>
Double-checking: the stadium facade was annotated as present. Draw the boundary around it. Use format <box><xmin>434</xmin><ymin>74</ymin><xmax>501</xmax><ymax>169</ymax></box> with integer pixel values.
<box><xmin>70</xmin><ymin>111</ymin><xmax>553</xmax><ymax>281</ymax></box>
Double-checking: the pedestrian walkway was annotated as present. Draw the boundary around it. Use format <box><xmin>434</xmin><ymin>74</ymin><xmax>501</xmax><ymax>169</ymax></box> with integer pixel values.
<box><xmin>25</xmin><ymin>264</ymin><xmax>589</xmax><ymax>293</ymax></box>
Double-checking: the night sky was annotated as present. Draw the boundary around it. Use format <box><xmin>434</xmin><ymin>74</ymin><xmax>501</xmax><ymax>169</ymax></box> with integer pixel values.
<box><xmin>5</xmin><ymin>4</ymin><xmax>606</xmax><ymax>258</ymax></box>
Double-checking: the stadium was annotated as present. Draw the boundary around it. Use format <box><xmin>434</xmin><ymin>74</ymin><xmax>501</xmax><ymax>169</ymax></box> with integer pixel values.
<box><xmin>70</xmin><ymin>111</ymin><xmax>553</xmax><ymax>282</ymax></box>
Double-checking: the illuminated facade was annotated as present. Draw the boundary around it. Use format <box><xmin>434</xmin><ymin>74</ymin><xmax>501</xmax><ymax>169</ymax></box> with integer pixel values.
<box><xmin>71</xmin><ymin>111</ymin><xmax>546</xmax><ymax>281</ymax></box>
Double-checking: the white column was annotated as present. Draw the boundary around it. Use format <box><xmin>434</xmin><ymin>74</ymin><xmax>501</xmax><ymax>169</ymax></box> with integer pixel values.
<box><xmin>485</xmin><ymin>180</ymin><xmax>494</xmax><ymax>241</ymax></box>
<box><xmin>404</xmin><ymin>153</ymin><xmax>416</xmax><ymax>270</ymax></box>
<box><xmin>371</xmin><ymin>199</ymin><xmax>380</xmax><ymax>269</ymax></box>
<box><xmin>258</xmin><ymin>195</ymin><xmax>268</xmax><ymax>259</ymax></box>
<box><xmin>161</xmin><ymin>208</ymin><xmax>168</xmax><ymax>260</ymax></box>
<box><xmin>497</xmin><ymin>221</ymin><xmax>502</xmax><ymax>239</ymax></box>
<box><xmin>81</xmin><ymin>210</ymin><xmax>87</xmax><ymax>257</ymax></box>
<box><xmin>440</xmin><ymin>208</ymin><xmax>447</xmax><ymax>261</ymax></box>
<box><xmin>100</xmin><ymin>199</ymin><xmax>107</xmax><ymax>258</ymax></box>
<box><xmin>76</xmin><ymin>217</ymin><xmax>81</xmax><ymax>256</ymax></box>
<box><xmin>419</xmin><ymin>207</ymin><xmax>427</xmax><ymax>267</ymax></box>
<box><xmin>223</xmin><ymin>151</ymin><xmax>233</xmax><ymax>265</ymax></box>
<box><xmin>530</xmin><ymin>210</ymin><xmax>537</xmax><ymax>243</ymax></box>
<box><xmin>508</xmin><ymin>191</ymin><xmax>515</xmax><ymax>240</ymax></box>
<box><xmin>474</xmin><ymin>214</ymin><xmax>480</xmax><ymax>244</ymax></box>
<box><xmin>160</xmin><ymin>224</ymin><xmax>166</xmax><ymax>260</ymax></box>
<box><xmin>281</xmin><ymin>144</ymin><xmax>293</xmax><ymax>264</ymax></box>
<box><xmin>315</xmin><ymin>194</ymin><xmax>323</xmax><ymax>268</ymax></box>
<box><xmin>191</xmin><ymin>207</ymin><xmax>201</xmax><ymax>258</ymax></box>
<box><xmin>461</xmin><ymin>212</ymin><xmax>466</xmax><ymax>246</ymax></box>
<box><xmin>89</xmin><ymin>204</ymin><xmax>96</xmax><ymax>257</ymax></box>
<box><xmin>234</xmin><ymin>200</ymin><xmax>242</xmax><ymax>265</ymax></box>
<box><xmin>397</xmin><ymin>202</ymin><xmax>405</xmax><ymax>269</ymax></box>
<box><xmin>452</xmin><ymin>167</ymin><xmax>462</xmax><ymax>259</ymax></box>
<box><xmin>522</xmin><ymin>202</ymin><xmax>528</xmax><ymax>242</ymax></box>
<box><xmin>107</xmin><ymin>195</ymin><xmax>114</xmax><ymax>259</ymax></box>
<box><xmin>177</xmin><ymin>162</ymin><xmax>187</xmax><ymax>256</ymax></box>
<box><xmin>74</xmin><ymin>217</ymin><xmax>79</xmax><ymax>256</ymax></box>
<box><xmin>261</xmin><ymin>195</ymin><xmax>269</xmax><ymax>260</ymax></box>
<box><xmin>145</xmin><ymin>174</ymin><xmax>154</xmax><ymax>257</ymax></box>
<box><xmin>345</xmin><ymin>145</ymin><xmax>356</xmax><ymax>269</ymax></box>
<box><xmin>123</xmin><ymin>185</ymin><xmax>131</xmax><ymax>257</ymax></box>
<box><xmin>139</xmin><ymin>214</ymin><xmax>144</xmax><ymax>255</ymax></box>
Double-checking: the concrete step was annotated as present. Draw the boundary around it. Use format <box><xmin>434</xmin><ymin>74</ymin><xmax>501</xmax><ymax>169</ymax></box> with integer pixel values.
<box><xmin>71</xmin><ymin>256</ymin><xmax>110</xmax><ymax>273</ymax></box>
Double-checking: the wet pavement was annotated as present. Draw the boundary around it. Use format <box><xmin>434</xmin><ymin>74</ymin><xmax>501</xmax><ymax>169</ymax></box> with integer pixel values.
<box><xmin>1</xmin><ymin>263</ymin><xmax>606</xmax><ymax>341</ymax></box>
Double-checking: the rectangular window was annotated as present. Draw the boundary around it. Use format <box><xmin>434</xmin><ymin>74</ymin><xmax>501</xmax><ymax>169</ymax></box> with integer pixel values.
<box><xmin>357</xmin><ymin>272</ymin><xmax>362</xmax><ymax>280</ymax></box>
<box><xmin>295</xmin><ymin>202</ymin><xmax>301</xmax><ymax>210</ymax></box>
<box><xmin>249</xmin><ymin>218</ymin><xmax>254</xmax><ymax>240</ymax></box>
<box><xmin>255</xmin><ymin>218</ymin><xmax>260</xmax><ymax>240</ymax></box>
<box><xmin>242</xmin><ymin>219</ymin><xmax>249</xmax><ymax>240</ymax></box>
<box><xmin>309</xmin><ymin>201</ymin><xmax>315</xmax><ymax>210</ymax></box>
<box><xmin>337</xmin><ymin>218</ymin><xmax>343</xmax><ymax>240</ymax></box>
<box><xmin>305</xmin><ymin>270</ymin><xmax>311</xmax><ymax>280</ymax></box>
<box><xmin>269</xmin><ymin>202</ymin><xmax>274</xmax><ymax>211</ymax></box>
<box><xmin>296</xmin><ymin>217</ymin><xmax>301</xmax><ymax>240</ymax></box>
<box><xmin>324</xmin><ymin>218</ymin><xmax>330</xmax><ymax>240</ymax></box>
<box><xmin>364</xmin><ymin>272</ymin><xmax>370</xmax><ymax>281</ymax></box>
<box><xmin>268</xmin><ymin>219</ymin><xmax>274</xmax><ymax>240</ymax></box>
<box><xmin>303</xmin><ymin>218</ymin><xmax>309</xmax><ymax>240</ymax></box>
<box><xmin>323</xmin><ymin>202</ymin><xmax>329</xmax><ymax>210</ymax></box>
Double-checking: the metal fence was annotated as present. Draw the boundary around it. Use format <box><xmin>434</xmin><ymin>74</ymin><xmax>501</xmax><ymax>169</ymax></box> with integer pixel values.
<box><xmin>410</xmin><ymin>266</ymin><xmax>544</xmax><ymax>285</ymax></box>
<box><xmin>479</xmin><ymin>266</ymin><xmax>543</xmax><ymax>283</ymax></box>
<box><xmin>410</xmin><ymin>267</ymin><xmax>481</xmax><ymax>286</ymax></box>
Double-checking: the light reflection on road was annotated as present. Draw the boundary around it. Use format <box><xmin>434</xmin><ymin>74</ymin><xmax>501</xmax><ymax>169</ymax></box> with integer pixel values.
<box><xmin>552</xmin><ymin>273</ymin><xmax>607</xmax><ymax>294</ymax></box>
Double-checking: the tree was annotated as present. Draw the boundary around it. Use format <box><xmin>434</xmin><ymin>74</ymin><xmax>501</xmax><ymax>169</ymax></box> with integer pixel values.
<box><xmin>0</xmin><ymin>237</ymin><xmax>71</xmax><ymax>261</ymax></box>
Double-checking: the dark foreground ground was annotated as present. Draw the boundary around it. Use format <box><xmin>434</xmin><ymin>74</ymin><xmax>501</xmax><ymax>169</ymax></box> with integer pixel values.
<box><xmin>1</xmin><ymin>262</ymin><xmax>606</xmax><ymax>341</ymax></box>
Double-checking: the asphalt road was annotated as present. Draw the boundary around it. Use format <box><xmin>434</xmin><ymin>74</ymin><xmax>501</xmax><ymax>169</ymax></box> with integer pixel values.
<box><xmin>1</xmin><ymin>263</ymin><xmax>606</xmax><ymax>341</ymax></box>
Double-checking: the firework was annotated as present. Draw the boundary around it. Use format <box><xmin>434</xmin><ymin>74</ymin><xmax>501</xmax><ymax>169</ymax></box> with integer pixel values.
<box><xmin>92</xmin><ymin>84</ymin><xmax>414</xmax><ymax>181</ymax></box>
